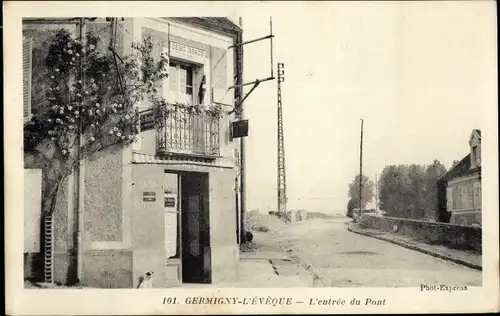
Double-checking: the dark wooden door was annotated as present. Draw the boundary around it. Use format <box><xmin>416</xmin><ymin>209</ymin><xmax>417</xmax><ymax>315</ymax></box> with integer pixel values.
<box><xmin>181</xmin><ymin>173</ymin><xmax>211</xmax><ymax>283</ymax></box>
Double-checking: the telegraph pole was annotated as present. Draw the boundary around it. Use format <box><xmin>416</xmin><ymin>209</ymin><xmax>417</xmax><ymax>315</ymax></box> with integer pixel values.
<box><xmin>228</xmin><ymin>17</ymin><xmax>275</xmax><ymax>242</ymax></box>
<box><xmin>375</xmin><ymin>173</ymin><xmax>378</xmax><ymax>215</ymax></box>
<box><xmin>277</xmin><ymin>62</ymin><xmax>287</xmax><ymax>221</ymax></box>
<box><xmin>236</xmin><ymin>17</ymin><xmax>245</xmax><ymax>243</ymax></box>
<box><xmin>358</xmin><ymin>118</ymin><xmax>364</xmax><ymax>219</ymax></box>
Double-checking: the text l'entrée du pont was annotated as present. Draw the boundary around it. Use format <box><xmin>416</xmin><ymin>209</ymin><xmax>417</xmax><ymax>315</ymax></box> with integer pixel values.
<box><xmin>162</xmin><ymin>296</ymin><xmax>387</xmax><ymax>306</ymax></box>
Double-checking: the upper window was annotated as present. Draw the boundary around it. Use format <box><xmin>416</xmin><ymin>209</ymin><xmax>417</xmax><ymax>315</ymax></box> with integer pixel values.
<box><xmin>169</xmin><ymin>61</ymin><xmax>194</xmax><ymax>104</ymax></box>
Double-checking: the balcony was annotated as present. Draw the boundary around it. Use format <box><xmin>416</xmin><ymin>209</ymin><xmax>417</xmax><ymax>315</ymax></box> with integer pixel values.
<box><xmin>140</xmin><ymin>105</ymin><xmax>220</xmax><ymax>158</ymax></box>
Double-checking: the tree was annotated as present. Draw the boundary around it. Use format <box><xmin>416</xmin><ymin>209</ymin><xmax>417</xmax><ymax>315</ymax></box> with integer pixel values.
<box><xmin>379</xmin><ymin>165</ymin><xmax>409</xmax><ymax>218</ymax></box>
<box><xmin>24</xmin><ymin>25</ymin><xmax>223</xmax><ymax>221</ymax></box>
<box><xmin>378</xmin><ymin>160</ymin><xmax>447</xmax><ymax>220</ymax></box>
<box><xmin>407</xmin><ymin>164</ymin><xmax>426</xmax><ymax>219</ymax></box>
<box><xmin>347</xmin><ymin>174</ymin><xmax>374</xmax><ymax>210</ymax></box>
<box><xmin>422</xmin><ymin>160</ymin><xmax>447</xmax><ymax>220</ymax></box>
<box><xmin>24</xmin><ymin>27</ymin><xmax>165</xmax><ymax>220</ymax></box>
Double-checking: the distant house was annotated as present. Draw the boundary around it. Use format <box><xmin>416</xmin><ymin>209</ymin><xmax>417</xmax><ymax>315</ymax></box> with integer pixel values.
<box><xmin>437</xmin><ymin>129</ymin><xmax>482</xmax><ymax>226</ymax></box>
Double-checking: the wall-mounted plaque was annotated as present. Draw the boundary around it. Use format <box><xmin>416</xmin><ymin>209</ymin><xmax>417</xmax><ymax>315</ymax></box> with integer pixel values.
<box><xmin>143</xmin><ymin>191</ymin><xmax>156</xmax><ymax>202</ymax></box>
<box><xmin>165</xmin><ymin>197</ymin><xmax>176</xmax><ymax>208</ymax></box>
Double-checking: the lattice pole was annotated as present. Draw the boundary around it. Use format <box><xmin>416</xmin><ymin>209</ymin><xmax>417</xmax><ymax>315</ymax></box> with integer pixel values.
<box><xmin>277</xmin><ymin>62</ymin><xmax>287</xmax><ymax>221</ymax></box>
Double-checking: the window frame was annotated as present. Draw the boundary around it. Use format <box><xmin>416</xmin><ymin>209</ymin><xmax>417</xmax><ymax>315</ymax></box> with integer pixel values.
<box><xmin>168</xmin><ymin>59</ymin><xmax>196</xmax><ymax>104</ymax></box>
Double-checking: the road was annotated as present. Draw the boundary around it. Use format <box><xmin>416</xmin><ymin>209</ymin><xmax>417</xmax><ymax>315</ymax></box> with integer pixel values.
<box><xmin>272</xmin><ymin>216</ymin><xmax>482</xmax><ymax>287</ymax></box>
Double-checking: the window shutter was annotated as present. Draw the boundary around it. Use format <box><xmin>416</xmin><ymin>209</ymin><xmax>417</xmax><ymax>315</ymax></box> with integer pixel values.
<box><xmin>23</xmin><ymin>38</ymin><xmax>33</xmax><ymax>120</ymax></box>
<box><xmin>446</xmin><ymin>187</ymin><xmax>453</xmax><ymax>212</ymax></box>
<box><xmin>195</xmin><ymin>69</ymin><xmax>206</xmax><ymax>105</ymax></box>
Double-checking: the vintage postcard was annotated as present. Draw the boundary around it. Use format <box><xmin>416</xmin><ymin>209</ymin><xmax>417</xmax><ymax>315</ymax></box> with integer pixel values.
<box><xmin>4</xmin><ymin>1</ymin><xmax>499</xmax><ymax>315</ymax></box>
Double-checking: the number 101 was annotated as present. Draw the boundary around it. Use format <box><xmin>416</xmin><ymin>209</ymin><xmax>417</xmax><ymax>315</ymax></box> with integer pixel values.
<box><xmin>163</xmin><ymin>297</ymin><xmax>178</xmax><ymax>304</ymax></box>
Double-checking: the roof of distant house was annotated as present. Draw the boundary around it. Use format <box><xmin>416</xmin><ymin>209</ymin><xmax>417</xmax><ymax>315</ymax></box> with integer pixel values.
<box><xmin>438</xmin><ymin>129</ymin><xmax>482</xmax><ymax>182</ymax></box>
<box><xmin>438</xmin><ymin>154</ymin><xmax>472</xmax><ymax>182</ymax></box>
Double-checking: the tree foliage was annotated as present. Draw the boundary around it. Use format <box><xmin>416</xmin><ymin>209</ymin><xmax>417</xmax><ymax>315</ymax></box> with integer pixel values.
<box><xmin>23</xmin><ymin>24</ymin><xmax>211</xmax><ymax>217</ymax></box>
<box><xmin>25</xmin><ymin>30</ymin><xmax>157</xmax><ymax>155</ymax></box>
<box><xmin>378</xmin><ymin>160</ymin><xmax>447</xmax><ymax>220</ymax></box>
<box><xmin>347</xmin><ymin>174</ymin><xmax>374</xmax><ymax>210</ymax></box>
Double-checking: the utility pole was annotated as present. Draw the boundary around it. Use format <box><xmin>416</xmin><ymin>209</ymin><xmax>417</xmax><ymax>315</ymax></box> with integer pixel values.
<box><xmin>358</xmin><ymin>118</ymin><xmax>364</xmax><ymax>219</ymax></box>
<box><xmin>228</xmin><ymin>17</ymin><xmax>275</xmax><ymax>242</ymax></box>
<box><xmin>236</xmin><ymin>17</ymin><xmax>245</xmax><ymax>243</ymax></box>
<box><xmin>375</xmin><ymin>173</ymin><xmax>378</xmax><ymax>216</ymax></box>
<box><xmin>277</xmin><ymin>62</ymin><xmax>287</xmax><ymax>221</ymax></box>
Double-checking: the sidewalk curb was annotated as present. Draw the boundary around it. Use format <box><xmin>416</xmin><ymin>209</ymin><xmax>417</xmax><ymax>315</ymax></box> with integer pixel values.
<box><xmin>347</xmin><ymin>225</ymin><xmax>482</xmax><ymax>271</ymax></box>
<box><xmin>276</xmin><ymin>242</ymin><xmax>323</xmax><ymax>287</ymax></box>
<box><xmin>248</xmin><ymin>230</ymin><xmax>316</xmax><ymax>287</ymax></box>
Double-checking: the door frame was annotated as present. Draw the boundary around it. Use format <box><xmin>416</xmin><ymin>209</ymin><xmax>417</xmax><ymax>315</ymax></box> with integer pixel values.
<box><xmin>164</xmin><ymin>170</ymin><xmax>183</xmax><ymax>286</ymax></box>
<box><xmin>164</xmin><ymin>169</ymin><xmax>211</xmax><ymax>284</ymax></box>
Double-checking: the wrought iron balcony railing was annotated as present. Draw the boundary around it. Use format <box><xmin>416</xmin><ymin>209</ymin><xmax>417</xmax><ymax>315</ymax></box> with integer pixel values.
<box><xmin>140</xmin><ymin>105</ymin><xmax>220</xmax><ymax>157</ymax></box>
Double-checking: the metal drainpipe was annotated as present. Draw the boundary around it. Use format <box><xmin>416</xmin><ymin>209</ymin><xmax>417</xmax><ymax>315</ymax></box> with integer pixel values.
<box><xmin>76</xmin><ymin>18</ymin><xmax>86</xmax><ymax>283</ymax></box>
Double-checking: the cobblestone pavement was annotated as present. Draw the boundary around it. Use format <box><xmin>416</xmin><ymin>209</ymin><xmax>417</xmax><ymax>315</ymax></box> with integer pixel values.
<box><xmin>273</xmin><ymin>217</ymin><xmax>482</xmax><ymax>287</ymax></box>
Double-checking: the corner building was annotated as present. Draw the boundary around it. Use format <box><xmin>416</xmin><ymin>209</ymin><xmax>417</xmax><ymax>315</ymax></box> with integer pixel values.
<box><xmin>23</xmin><ymin>17</ymin><xmax>242</xmax><ymax>288</ymax></box>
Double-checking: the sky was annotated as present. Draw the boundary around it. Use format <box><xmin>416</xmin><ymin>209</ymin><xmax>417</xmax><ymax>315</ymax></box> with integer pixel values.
<box><xmin>233</xmin><ymin>2</ymin><xmax>496</xmax><ymax>214</ymax></box>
